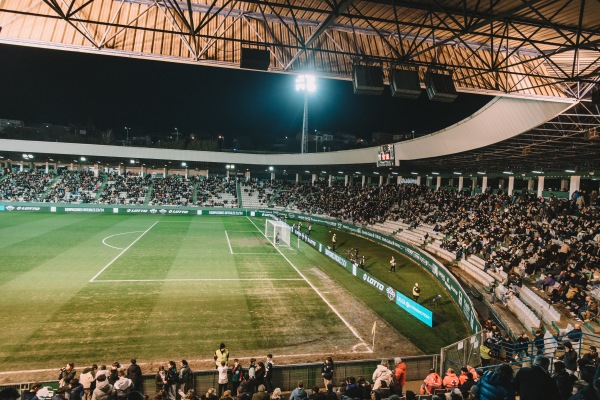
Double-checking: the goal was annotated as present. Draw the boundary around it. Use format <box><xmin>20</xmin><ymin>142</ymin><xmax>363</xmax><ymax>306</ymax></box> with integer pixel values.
<box><xmin>265</xmin><ymin>219</ymin><xmax>291</xmax><ymax>247</ymax></box>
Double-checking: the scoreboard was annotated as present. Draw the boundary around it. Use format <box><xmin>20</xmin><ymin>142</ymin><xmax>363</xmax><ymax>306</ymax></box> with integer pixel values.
<box><xmin>377</xmin><ymin>144</ymin><xmax>395</xmax><ymax>167</ymax></box>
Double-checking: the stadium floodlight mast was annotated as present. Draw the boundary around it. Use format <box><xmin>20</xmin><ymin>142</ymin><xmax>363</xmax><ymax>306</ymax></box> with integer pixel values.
<box><xmin>295</xmin><ymin>74</ymin><xmax>316</xmax><ymax>154</ymax></box>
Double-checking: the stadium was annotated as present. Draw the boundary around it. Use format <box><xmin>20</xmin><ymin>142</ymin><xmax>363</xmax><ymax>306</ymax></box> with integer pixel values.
<box><xmin>0</xmin><ymin>1</ymin><xmax>600</xmax><ymax>400</ymax></box>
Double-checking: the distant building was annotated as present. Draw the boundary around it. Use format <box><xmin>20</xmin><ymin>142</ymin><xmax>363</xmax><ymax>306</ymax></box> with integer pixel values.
<box><xmin>371</xmin><ymin>132</ymin><xmax>394</xmax><ymax>144</ymax></box>
<box><xmin>0</xmin><ymin>118</ymin><xmax>24</xmax><ymax>131</ymax></box>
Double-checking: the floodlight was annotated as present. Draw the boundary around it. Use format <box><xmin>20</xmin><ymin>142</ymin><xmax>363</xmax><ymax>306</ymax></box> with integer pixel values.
<box><xmin>181</xmin><ymin>162</ymin><xmax>187</xmax><ymax>167</ymax></box>
<box><xmin>296</xmin><ymin>74</ymin><xmax>316</xmax><ymax>92</ymax></box>
<box><xmin>268</xmin><ymin>166</ymin><xmax>274</xmax><ymax>171</ymax></box>
<box><xmin>80</xmin><ymin>156</ymin><xmax>86</xmax><ymax>161</ymax></box>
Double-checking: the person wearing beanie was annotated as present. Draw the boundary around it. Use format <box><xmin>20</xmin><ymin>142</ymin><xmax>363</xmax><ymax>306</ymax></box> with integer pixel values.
<box><xmin>413</xmin><ymin>283</ymin><xmax>421</xmax><ymax>302</ymax></box>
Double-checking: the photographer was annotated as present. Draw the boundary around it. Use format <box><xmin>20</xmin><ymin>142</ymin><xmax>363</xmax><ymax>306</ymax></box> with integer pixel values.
<box><xmin>59</xmin><ymin>363</ymin><xmax>76</xmax><ymax>389</ymax></box>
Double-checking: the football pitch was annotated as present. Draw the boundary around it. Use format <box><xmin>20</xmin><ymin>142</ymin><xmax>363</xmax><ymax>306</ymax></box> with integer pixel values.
<box><xmin>0</xmin><ymin>213</ymin><xmax>469</xmax><ymax>375</ymax></box>
<box><xmin>0</xmin><ymin>213</ymin><xmax>377</xmax><ymax>372</ymax></box>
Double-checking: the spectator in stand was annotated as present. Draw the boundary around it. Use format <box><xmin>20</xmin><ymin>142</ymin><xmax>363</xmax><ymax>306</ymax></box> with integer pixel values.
<box><xmin>321</xmin><ymin>357</ymin><xmax>334</xmax><ymax>389</ymax></box>
<box><xmin>179</xmin><ymin>360</ymin><xmax>192</xmax><ymax>394</ymax></box>
<box><xmin>289</xmin><ymin>382</ymin><xmax>307</xmax><ymax>400</ymax></box>
<box><xmin>345</xmin><ymin>377</ymin><xmax>360</xmax><ymax>398</ymax></box>
<box><xmin>114</xmin><ymin>370</ymin><xmax>133</xmax><ymax>400</ymax></box>
<box><xmin>218</xmin><ymin>361</ymin><xmax>229</xmax><ymax>397</ymax></box>
<box><xmin>551</xmin><ymin>361</ymin><xmax>574</xmax><ymax>400</ymax></box>
<box><xmin>371</xmin><ymin>382</ymin><xmax>391</xmax><ymax>400</ymax></box>
<box><xmin>80</xmin><ymin>368</ymin><xmax>95</xmax><ymax>400</ymax></box>
<box><xmin>91</xmin><ymin>375</ymin><xmax>113</xmax><ymax>400</ymax></box>
<box><xmin>215</xmin><ymin>343</ymin><xmax>230</xmax><ymax>368</ymax></box>
<box><xmin>559</xmin><ymin>341</ymin><xmax>578</xmax><ymax>374</ymax></box>
<box><xmin>204</xmin><ymin>389</ymin><xmax>219</xmax><ymax>400</ymax></box>
<box><xmin>393</xmin><ymin>358</ymin><xmax>406</xmax><ymax>396</ymax></box>
<box><xmin>0</xmin><ymin>388</ymin><xmax>20</xmax><ymax>400</ymax></box>
<box><xmin>372</xmin><ymin>360</ymin><xmax>393</xmax><ymax>390</ymax></box>
<box><xmin>127</xmin><ymin>359</ymin><xmax>143</xmax><ymax>392</ymax></box>
<box><xmin>474</xmin><ymin>363</ymin><xmax>515</xmax><ymax>400</ymax></box>
<box><xmin>59</xmin><ymin>363</ymin><xmax>77</xmax><ymax>389</ymax></box>
<box><xmin>565</xmin><ymin>324</ymin><xmax>583</xmax><ymax>343</ymax></box>
<box><xmin>271</xmin><ymin>389</ymin><xmax>285</xmax><ymax>400</ymax></box>
<box><xmin>442</xmin><ymin>368</ymin><xmax>459</xmax><ymax>389</ymax></box>
<box><xmin>231</xmin><ymin>359</ymin><xmax>243</xmax><ymax>396</ymax></box>
<box><xmin>265</xmin><ymin>355</ymin><xmax>274</xmax><ymax>394</ymax></box>
<box><xmin>516</xmin><ymin>333</ymin><xmax>530</xmax><ymax>360</ymax></box>
<box><xmin>69</xmin><ymin>378</ymin><xmax>84</xmax><ymax>400</ymax></box>
<box><xmin>356</xmin><ymin>377</ymin><xmax>371</xmax><ymax>400</ymax></box>
<box><xmin>579</xmin><ymin>346</ymin><xmax>600</xmax><ymax>383</ymax></box>
<box><xmin>155</xmin><ymin>366</ymin><xmax>166</xmax><ymax>391</ymax></box>
<box><xmin>534</xmin><ymin>330</ymin><xmax>545</xmax><ymax>355</ymax></box>
<box><xmin>21</xmin><ymin>382</ymin><xmax>42</xmax><ymax>400</ymax></box>
<box><xmin>460</xmin><ymin>373</ymin><xmax>476</xmax><ymax>400</ymax></box>
<box><xmin>165</xmin><ymin>361</ymin><xmax>178</xmax><ymax>400</ymax></box>
<box><xmin>422</xmin><ymin>369</ymin><xmax>442</xmax><ymax>394</ymax></box>
<box><xmin>514</xmin><ymin>355</ymin><xmax>558</xmax><ymax>400</ymax></box>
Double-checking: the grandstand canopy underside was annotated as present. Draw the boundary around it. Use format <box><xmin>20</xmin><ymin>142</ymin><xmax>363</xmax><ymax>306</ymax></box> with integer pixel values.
<box><xmin>0</xmin><ymin>0</ymin><xmax>598</xmax><ymax>101</ymax></box>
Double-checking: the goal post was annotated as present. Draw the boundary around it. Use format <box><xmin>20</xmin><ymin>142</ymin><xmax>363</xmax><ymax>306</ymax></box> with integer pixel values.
<box><xmin>265</xmin><ymin>219</ymin><xmax>291</xmax><ymax>247</ymax></box>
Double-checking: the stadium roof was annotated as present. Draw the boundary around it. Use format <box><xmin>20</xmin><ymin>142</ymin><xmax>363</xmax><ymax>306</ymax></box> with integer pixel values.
<box><xmin>1</xmin><ymin>0</ymin><xmax>598</xmax><ymax>101</ymax></box>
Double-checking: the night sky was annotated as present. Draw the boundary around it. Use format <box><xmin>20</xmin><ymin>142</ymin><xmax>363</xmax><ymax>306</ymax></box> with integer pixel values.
<box><xmin>0</xmin><ymin>43</ymin><xmax>491</xmax><ymax>142</ymax></box>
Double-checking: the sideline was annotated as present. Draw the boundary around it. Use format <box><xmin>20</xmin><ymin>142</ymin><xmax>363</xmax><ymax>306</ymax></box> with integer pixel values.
<box><xmin>246</xmin><ymin>216</ymin><xmax>372</xmax><ymax>352</ymax></box>
<box><xmin>90</xmin><ymin>221</ymin><xmax>159</xmax><ymax>282</ymax></box>
<box><xmin>91</xmin><ymin>278</ymin><xmax>304</xmax><ymax>282</ymax></box>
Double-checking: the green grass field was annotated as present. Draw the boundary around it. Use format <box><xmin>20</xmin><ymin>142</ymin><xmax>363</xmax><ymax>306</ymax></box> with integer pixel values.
<box><xmin>0</xmin><ymin>213</ymin><xmax>469</xmax><ymax>373</ymax></box>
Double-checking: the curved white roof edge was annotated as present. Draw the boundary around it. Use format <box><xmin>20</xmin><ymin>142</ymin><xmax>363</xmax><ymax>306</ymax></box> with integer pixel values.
<box><xmin>0</xmin><ymin>97</ymin><xmax>572</xmax><ymax>166</ymax></box>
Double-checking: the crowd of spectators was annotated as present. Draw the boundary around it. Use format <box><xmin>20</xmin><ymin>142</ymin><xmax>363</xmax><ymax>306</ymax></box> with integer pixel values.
<box><xmin>0</xmin><ymin>170</ymin><xmax>55</xmax><ymax>202</ymax></box>
<box><xmin>195</xmin><ymin>177</ymin><xmax>238</xmax><ymax>208</ymax></box>
<box><xmin>97</xmin><ymin>173</ymin><xmax>152</xmax><ymax>205</ymax></box>
<box><xmin>42</xmin><ymin>170</ymin><xmax>103</xmax><ymax>203</ymax></box>
<box><xmin>148</xmin><ymin>176</ymin><xmax>198</xmax><ymax>207</ymax></box>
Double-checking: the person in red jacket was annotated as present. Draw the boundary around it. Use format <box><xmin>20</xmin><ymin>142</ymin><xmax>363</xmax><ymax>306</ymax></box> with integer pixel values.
<box><xmin>393</xmin><ymin>358</ymin><xmax>407</xmax><ymax>396</ymax></box>
<box><xmin>442</xmin><ymin>368</ymin><xmax>459</xmax><ymax>389</ymax></box>
<box><xmin>422</xmin><ymin>369</ymin><xmax>442</xmax><ymax>394</ymax></box>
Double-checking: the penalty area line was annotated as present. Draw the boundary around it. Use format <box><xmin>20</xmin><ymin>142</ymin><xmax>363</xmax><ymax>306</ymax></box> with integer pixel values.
<box><xmin>246</xmin><ymin>217</ymin><xmax>372</xmax><ymax>352</ymax></box>
<box><xmin>90</xmin><ymin>221</ymin><xmax>159</xmax><ymax>282</ymax></box>
<box><xmin>224</xmin><ymin>231</ymin><xmax>234</xmax><ymax>255</ymax></box>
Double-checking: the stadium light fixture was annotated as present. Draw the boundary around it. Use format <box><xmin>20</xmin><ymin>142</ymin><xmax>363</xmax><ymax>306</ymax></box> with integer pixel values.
<box><xmin>453</xmin><ymin>171</ymin><xmax>462</xmax><ymax>175</ymax></box>
<box><xmin>503</xmin><ymin>171</ymin><xmax>513</xmax><ymax>175</ymax></box>
<box><xmin>321</xmin><ymin>170</ymin><xmax>326</xmax><ymax>174</ymax></box>
<box><xmin>373</xmin><ymin>171</ymin><xmax>380</xmax><ymax>175</ymax></box>
<box><xmin>532</xmin><ymin>170</ymin><xmax>543</xmax><ymax>174</ymax></box>
<box><xmin>296</xmin><ymin>74</ymin><xmax>316</xmax><ymax>154</ymax></box>
<box><xmin>477</xmin><ymin>171</ymin><xmax>486</xmax><ymax>175</ymax></box>
<box><xmin>432</xmin><ymin>172</ymin><xmax>439</xmax><ymax>175</ymax></box>
<box><xmin>410</xmin><ymin>172</ymin><xmax>418</xmax><ymax>175</ymax></box>
<box><xmin>338</xmin><ymin>171</ymin><xmax>344</xmax><ymax>174</ymax></box>
<box><xmin>392</xmin><ymin>172</ymin><xmax>398</xmax><ymax>175</ymax></box>
<box><xmin>80</xmin><ymin>156</ymin><xmax>86</xmax><ymax>161</ymax></box>
<box><xmin>268</xmin><ymin>166</ymin><xmax>274</xmax><ymax>171</ymax></box>
<box><xmin>130</xmin><ymin>159</ymin><xmax>135</xmax><ymax>164</ymax></box>
<box><xmin>181</xmin><ymin>162</ymin><xmax>187</xmax><ymax>167</ymax></box>
<box><xmin>565</xmin><ymin>169</ymin><xmax>576</xmax><ymax>173</ymax></box>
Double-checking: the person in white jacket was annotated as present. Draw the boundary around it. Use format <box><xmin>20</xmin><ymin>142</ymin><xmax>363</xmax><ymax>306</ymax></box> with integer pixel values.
<box><xmin>372</xmin><ymin>360</ymin><xmax>392</xmax><ymax>390</ymax></box>
<box><xmin>91</xmin><ymin>374</ymin><xmax>113</xmax><ymax>400</ymax></box>
<box><xmin>114</xmin><ymin>370</ymin><xmax>134</xmax><ymax>400</ymax></box>
<box><xmin>80</xmin><ymin>367</ymin><xmax>96</xmax><ymax>400</ymax></box>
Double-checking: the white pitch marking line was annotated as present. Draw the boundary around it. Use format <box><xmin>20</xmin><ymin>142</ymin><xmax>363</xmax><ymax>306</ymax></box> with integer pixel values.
<box><xmin>246</xmin><ymin>217</ymin><xmax>372</xmax><ymax>352</ymax></box>
<box><xmin>91</xmin><ymin>278</ymin><xmax>305</xmax><ymax>282</ymax></box>
<box><xmin>232</xmin><ymin>253</ymin><xmax>280</xmax><ymax>256</ymax></box>
<box><xmin>90</xmin><ymin>221</ymin><xmax>159</xmax><ymax>282</ymax></box>
<box><xmin>101</xmin><ymin>230</ymin><xmax>145</xmax><ymax>250</ymax></box>
<box><xmin>224</xmin><ymin>230</ymin><xmax>234</xmax><ymax>254</ymax></box>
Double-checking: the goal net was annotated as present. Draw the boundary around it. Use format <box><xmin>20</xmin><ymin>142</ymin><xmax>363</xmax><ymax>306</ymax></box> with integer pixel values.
<box><xmin>265</xmin><ymin>219</ymin><xmax>291</xmax><ymax>247</ymax></box>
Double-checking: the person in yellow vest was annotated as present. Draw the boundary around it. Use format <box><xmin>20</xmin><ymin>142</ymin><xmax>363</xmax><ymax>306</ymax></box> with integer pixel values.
<box><xmin>214</xmin><ymin>343</ymin><xmax>229</xmax><ymax>369</ymax></box>
<box><xmin>480</xmin><ymin>339</ymin><xmax>492</xmax><ymax>367</ymax></box>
